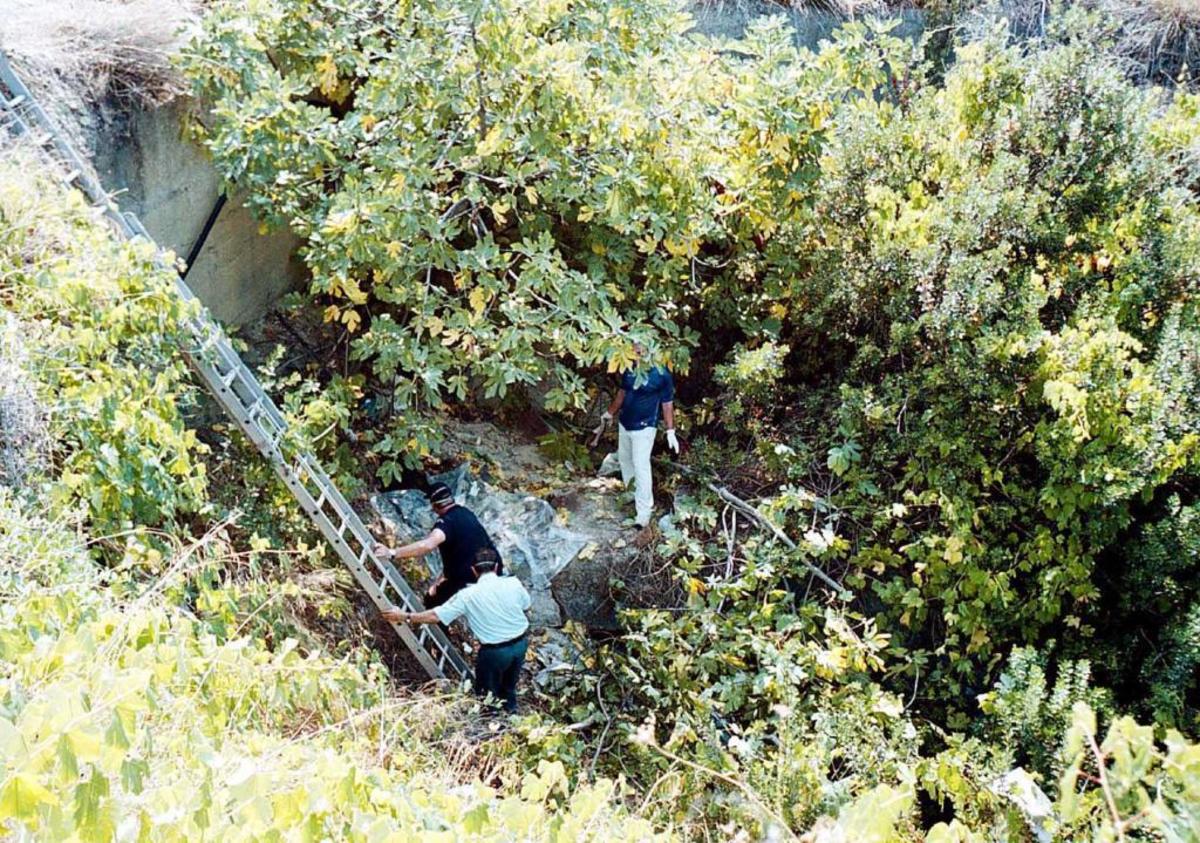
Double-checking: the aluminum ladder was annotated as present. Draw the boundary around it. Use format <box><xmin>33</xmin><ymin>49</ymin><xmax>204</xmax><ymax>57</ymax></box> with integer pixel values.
<box><xmin>0</xmin><ymin>52</ymin><xmax>470</xmax><ymax>683</ymax></box>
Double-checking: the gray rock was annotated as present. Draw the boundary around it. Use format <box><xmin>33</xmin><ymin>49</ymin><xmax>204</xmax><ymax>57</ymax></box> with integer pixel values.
<box><xmin>532</xmin><ymin>628</ymin><xmax>586</xmax><ymax>691</ymax></box>
<box><xmin>371</xmin><ymin>465</ymin><xmax>591</xmax><ymax>610</ymax></box>
<box><xmin>989</xmin><ymin>768</ymin><xmax>1054</xmax><ymax>843</ymax></box>
<box><xmin>552</xmin><ymin>547</ymin><xmax>619</xmax><ymax>630</ymax></box>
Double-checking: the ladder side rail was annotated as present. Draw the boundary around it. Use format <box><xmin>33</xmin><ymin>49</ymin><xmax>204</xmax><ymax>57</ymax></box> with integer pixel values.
<box><xmin>0</xmin><ymin>52</ymin><xmax>469</xmax><ymax>682</ymax></box>
<box><xmin>191</xmin><ymin>352</ymin><xmax>470</xmax><ymax>680</ymax></box>
<box><xmin>190</xmin><ymin>352</ymin><xmax>454</xmax><ymax>679</ymax></box>
<box><xmin>281</xmin><ymin>460</ymin><xmax>445</xmax><ymax>680</ymax></box>
<box><xmin>292</xmin><ymin>452</ymin><xmax>471</xmax><ymax>676</ymax></box>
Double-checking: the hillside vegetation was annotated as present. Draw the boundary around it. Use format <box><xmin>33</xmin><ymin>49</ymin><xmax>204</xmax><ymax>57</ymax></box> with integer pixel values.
<box><xmin>3</xmin><ymin>0</ymin><xmax>1200</xmax><ymax>839</ymax></box>
<box><xmin>0</xmin><ymin>159</ymin><xmax>661</xmax><ymax>840</ymax></box>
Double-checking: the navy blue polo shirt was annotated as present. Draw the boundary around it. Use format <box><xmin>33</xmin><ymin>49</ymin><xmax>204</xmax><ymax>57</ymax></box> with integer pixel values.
<box><xmin>618</xmin><ymin>365</ymin><xmax>675</xmax><ymax>431</ymax></box>
<box><xmin>434</xmin><ymin>505</ymin><xmax>501</xmax><ymax>587</ymax></box>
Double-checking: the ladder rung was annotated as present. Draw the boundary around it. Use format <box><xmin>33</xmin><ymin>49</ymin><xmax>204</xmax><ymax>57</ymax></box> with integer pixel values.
<box><xmin>61</xmin><ymin>169</ymin><xmax>80</xmax><ymax>184</ymax></box>
<box><xmin>5</xmin><ymin>94</ymin><xmax>25</xmax><ymax>108</ymax></box>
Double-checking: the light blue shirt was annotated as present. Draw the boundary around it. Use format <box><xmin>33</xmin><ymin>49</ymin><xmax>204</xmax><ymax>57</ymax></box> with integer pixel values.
<box><xmin>433</xmin><ymin>572</ymin><xmax>531</xmax><ymax>644</ymax></box>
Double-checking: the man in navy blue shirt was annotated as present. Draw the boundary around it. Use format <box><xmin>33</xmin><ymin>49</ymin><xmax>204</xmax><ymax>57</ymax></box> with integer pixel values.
<box><xmin>596</xmin><ymin>343</ymin><xmax>679</xmax><ymax>528</ymax></box>
<box><xmin>374</xmin><ymin>482</ymin><xmax>503</xmax><ymax>609</ymax></box>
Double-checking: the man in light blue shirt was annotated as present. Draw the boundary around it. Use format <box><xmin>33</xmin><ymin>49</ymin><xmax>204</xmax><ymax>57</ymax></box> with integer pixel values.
<box><xmin>383</xmin><ymin>549</ymin><xmax>531</xmax><ymax>712</ymax></box>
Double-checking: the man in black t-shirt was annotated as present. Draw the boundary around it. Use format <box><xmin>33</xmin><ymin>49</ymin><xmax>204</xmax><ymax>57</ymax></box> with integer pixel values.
<box><xmin>374</xmin><ymin>482</ymin><xmax>503</xmax><ymax>608</ymax></box>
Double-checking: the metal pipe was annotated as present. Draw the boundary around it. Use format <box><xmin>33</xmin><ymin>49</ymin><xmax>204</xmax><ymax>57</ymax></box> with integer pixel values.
<box><xmin>181</xmin><ymin>192</ymin><xmax>227</xmax><ymax>279</ymax></box>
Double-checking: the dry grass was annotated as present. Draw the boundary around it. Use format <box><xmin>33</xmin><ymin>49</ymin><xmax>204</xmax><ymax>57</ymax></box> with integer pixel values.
<box><xmin>1095</xmin><ymin>0</ymin><xmax>1200</xmax><ymax>86</ymax></box>
<box><xmin>1146</xmin><ymin>0</ymin><xmax>1200</xmax><ymax>24</ymax></box>
<box><xmin>0</xmin><ymin>0</ymin><xmax>198</xmax><ymax>106</ymax></box>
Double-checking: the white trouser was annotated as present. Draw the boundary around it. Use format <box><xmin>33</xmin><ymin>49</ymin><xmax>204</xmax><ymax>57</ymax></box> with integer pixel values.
<box><xmin>617</xmin><ymin>424</ymin><xmax>657</xmax><ymax>526</ymax></box>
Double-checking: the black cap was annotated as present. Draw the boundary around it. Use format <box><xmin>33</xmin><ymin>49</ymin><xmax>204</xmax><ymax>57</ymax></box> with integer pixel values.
<box><xmin>428</xmin><ymin>482</ymin><xmax>454</xmax><ymax>506</ymax></box>
<box><xmin>473</xmin><ymin>548</ymin><xmax>500</xmax><ymax>571</ymax></box>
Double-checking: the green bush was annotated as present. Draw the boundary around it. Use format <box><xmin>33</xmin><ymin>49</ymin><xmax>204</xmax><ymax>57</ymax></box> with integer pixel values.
<box><xmin>0</xmin><ymin>157</ymin><xmax>208</xmax><ymax>544</ymax></box>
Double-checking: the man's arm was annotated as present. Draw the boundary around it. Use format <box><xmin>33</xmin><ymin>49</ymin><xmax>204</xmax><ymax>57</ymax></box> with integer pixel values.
<box><xmin>375</xmin><ymin>527</ymin><xmax>446</xmax><ymax>561</ymax></box>
<box><xmin>605</xmin><ymin>389</ymin><xmax>626</xmax><ymax>417</ymax></box>
<box><xmin>383</xmin><ymin>588</ymin><xmax>466</xmax><ymax>625</ymax></box>
<box><xmin>662</xmin><ymin>401</ymin><xmax>675</xmax><ymax>430</ymax></box>
<box><xmin>381</xmin><ymin>607</ymin><xmax>440</xmax><ymax>624</ymax></box>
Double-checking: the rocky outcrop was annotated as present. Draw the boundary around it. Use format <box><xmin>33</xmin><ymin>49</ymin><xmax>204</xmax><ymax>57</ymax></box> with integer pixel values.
<box><xmin>370</xmin><ymin>421</ymin><xmax>642</xmax><ymax>632</ymax></box>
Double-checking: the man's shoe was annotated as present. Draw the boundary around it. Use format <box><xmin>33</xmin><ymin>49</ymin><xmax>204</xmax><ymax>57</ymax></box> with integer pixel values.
<box><xmin>632</xmin><ymin>523</ymin><xmax>657</xmax><ymax>548</ymax></box>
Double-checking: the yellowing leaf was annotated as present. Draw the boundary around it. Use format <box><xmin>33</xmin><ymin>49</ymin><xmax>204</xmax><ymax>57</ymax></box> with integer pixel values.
<box><xmin>469</xmin><ymin>287</ymin><xmax>488</xmax><ymax>316</ymax></box>
<box><xmin>341</xmin><ymin>277</ymin><xmax>368</xmax><ymax>305</ymax></box>
<box><xmin>322</xmin><ymin>305</ymin><xmax>341</xmax><ymax>323</ymax></box>
<box><xmin>663</xmin><ymin>235</ymin><xmax>699</xmax><ymax>258</ymax></box>
<box><xmin>341</xmin><ymin>309</ymin><xmax>362</xmax><ymax>332</ymax></box>
<box><xmin>0</xmin><ymin>772</ymin><xmax>57</xmax><ymax>820</ymax></box>
<box><xmin>315</xmin><ymin>55</ymin><xmax>340</xmax><ymax>98</ymax></box>
<box><xmin>477</xmin><ymin>125</ymin><xmax>505</xmax><ymax>157</ymax></box>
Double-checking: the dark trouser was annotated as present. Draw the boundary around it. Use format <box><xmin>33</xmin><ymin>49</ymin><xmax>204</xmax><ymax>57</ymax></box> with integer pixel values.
<box><xmin>473</xmin><ymin>635</ymin><xmax>528</xmax><ymax>713</ymax></box>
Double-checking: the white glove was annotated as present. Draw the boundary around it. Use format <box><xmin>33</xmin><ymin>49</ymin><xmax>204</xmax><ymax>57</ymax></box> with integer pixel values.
<box><xmin>593</xmin><ymin>410</ymin><xmax>613</xmax><ymax>436</ymax></box>
<box><xmin>666</xmin><ymin>429</ymin><xmax>680</xmax><ymax>453</ymax></box>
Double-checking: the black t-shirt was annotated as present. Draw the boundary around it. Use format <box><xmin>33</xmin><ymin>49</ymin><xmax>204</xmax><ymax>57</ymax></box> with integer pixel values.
<box><xmin>434</xmin><ymin>505</ymin><xmax>501</xmax><ymax>586</ymax></box>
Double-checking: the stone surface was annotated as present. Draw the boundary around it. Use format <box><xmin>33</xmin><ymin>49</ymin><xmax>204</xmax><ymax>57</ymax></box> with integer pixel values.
<box><xmin>529</xmin><ymin>628</ymin><xmax>586</xmax><ymax>693</ymax></box>
<box><xmin>369</xmin><ymin>421</ymin><xmax>641</xmax><ymax>631</ymax></box>
<box><xmin>373</xmin><ymin>464</ymin><xmax>592</xmax><ymax>629</ymax></box>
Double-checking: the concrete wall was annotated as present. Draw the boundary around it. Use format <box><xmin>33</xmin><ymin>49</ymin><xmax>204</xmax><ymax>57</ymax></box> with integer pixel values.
<box><xmin>90</xmin><ymin>99</ymin><xmax>305</xmax><ymax>327</ymax></box>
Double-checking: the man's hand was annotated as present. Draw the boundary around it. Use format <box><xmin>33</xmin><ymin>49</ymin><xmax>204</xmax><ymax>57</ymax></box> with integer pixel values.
<box><xmin>590</xmin><ymin>411</ymin><xmax>612</xmax><ymax>447</ymax></box>
<box><xmin>373</xmin><ymin>543</ymin><xmax>394</xmax><ymax>560</ymax></box>
<box><xmin>592</xmin><ymin>410</ymin><xmax>612</xmax><ymax>436</ymax></box>
<box><xmin>381</xmin><ymin>608</ymin><xmax>408</xmax><ymax>624</ymax></box>
<box><xmin>666</xmin><ymin>429</ymin><xmax>680</xmax><ymax>454</ymax></box>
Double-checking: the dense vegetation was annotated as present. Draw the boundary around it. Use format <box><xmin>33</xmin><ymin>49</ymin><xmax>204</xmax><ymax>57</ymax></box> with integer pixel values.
<box><xmin>3</xmin><ymin>0</ymin><xmax>1200</xmax><ymax>838</ymax></box>
<box><xmin>0</xmin><ymin>160</ymin><xmax>659</xmax><ymax>840</ymax></box>
<box><xmin>174</xmin><ymin>0</ymin><xmax>1200</xmax><ymax>836</ymax></box>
